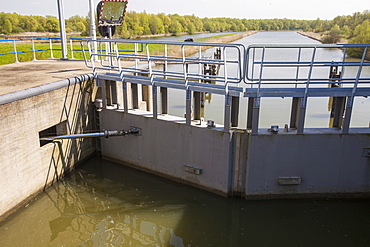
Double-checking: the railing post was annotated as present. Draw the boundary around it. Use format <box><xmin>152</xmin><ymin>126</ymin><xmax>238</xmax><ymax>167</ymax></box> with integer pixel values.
<box><xmin>70</xmin><ymin>39</ymin><xmax>74</xmax><ymax>59</ymax></box>
<box><xmin>31</xmin><ymin>39</ymin><xmax>37</xmax><ymax>61</ymax></box>
<box><xmin>12</xmin><ymin>40</ymin><xmax>19</xmax><ymax>63</ymax></box>
<box><xmin>49</xmin><ymin>39</ymin><xmax>54</xmax><ymax>59</ymax></box>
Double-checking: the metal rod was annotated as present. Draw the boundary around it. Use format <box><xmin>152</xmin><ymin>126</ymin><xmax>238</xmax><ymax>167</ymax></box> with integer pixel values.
<box><xmin>57</xmin><ymin>0</ymin><xmax>68</xmax><ymax>59</ymax></box>
<box><xmin>40</xmin><ymin>128</ymin><xmax>140</xmax><ymax>141</ymax></box>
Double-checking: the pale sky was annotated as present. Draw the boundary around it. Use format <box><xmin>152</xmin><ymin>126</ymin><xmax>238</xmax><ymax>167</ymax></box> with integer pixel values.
<box><xmin>2</xmin><ymin>0</ymin><xmax>368</xmax><ymax>20</ymax></box>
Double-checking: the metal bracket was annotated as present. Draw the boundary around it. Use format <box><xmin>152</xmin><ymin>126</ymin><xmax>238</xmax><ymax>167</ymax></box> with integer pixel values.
<box><xmin>278</xmin><ymin>176</ymin><xmax>302</xmax><ymax>185</ymax></box>
<box><xmin>362</xmin><ymin>148</ymin><xmax>370</xmax><ymax>158</ymax></box>
<box><xmin>184</xmin><ymin>164</ymin><xmax>202</xmax><ymax>175</ymax></box>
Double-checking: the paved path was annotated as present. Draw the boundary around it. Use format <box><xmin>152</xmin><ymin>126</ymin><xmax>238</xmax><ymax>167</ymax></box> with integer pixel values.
<box><xmin>0</xmin><ymin>59</ymin><xmax>93</xmax><ymax>95</ymax></box>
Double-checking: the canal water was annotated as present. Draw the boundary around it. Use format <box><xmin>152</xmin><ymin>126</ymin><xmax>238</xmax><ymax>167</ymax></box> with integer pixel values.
<box><xmin>165</xmin><ymin>31</ymin><xmax>370</xmax><ymax>129</ymax></box>
<box><xmin>1</xmin><ymin>156</ymin><xmax>370</xmax><ymax>247</ymax></box>
<box><xmin>1</xmin><ymin>31</ymin><xmax>370</xmax><ymax>246</ymax></box>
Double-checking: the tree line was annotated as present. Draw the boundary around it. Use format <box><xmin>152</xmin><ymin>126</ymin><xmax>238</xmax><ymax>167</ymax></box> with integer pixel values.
<box><xmin>0</xmin><ymin>9</ymin><xmax>369</xmax><ymax>44</ymax></box>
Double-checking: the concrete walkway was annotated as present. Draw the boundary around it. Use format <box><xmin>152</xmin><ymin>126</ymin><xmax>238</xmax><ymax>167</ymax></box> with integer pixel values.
<box><xmin>0</xmin><ymin>59</ymin><xmax>92</xmax><ymax>95</ymax></box>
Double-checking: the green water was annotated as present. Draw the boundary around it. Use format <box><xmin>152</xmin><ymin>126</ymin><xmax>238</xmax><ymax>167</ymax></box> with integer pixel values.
<box><xmin>1</xmin><ymin>157</ymin><xmax>369</xmax><ymax>247</ymax></box>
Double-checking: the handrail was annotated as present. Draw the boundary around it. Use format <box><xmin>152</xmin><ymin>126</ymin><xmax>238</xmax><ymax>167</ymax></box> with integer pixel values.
<box><xmin>78</xmin><ymin>38</ymin><xmax>245</xmax><ymax>86</ymax></box>
<box><xmin>245</xmin><ymin>43</ymin><xmax>370</xmax><ymax>88</ymax></box>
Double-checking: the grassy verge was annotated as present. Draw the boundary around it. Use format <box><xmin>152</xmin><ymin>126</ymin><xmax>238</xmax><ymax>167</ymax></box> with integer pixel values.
<box><xmin>0</xmin><ymin>32</ymin><xmax>255</xmax><ymax>65</ymax></box>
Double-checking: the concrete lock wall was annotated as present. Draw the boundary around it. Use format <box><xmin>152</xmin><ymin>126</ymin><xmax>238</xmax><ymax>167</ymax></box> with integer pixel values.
<box><xmin>99</xmin><ymin>107</ymin><xmax>370</xmax><ymax>198</ymax></box>
<box><xmin>244</xmin><ymin>130</ymin><xmax>370</xmax><ymax>198</ymax></box>
<box><xmin>99</xmin><ymin>109</ymin><xmax>233</xmax><ymax>196</ymax></box>
<box><xmin>0</xmin><ymin>78</ymin><xmax>96</xmax><ymax>220</ymax></box>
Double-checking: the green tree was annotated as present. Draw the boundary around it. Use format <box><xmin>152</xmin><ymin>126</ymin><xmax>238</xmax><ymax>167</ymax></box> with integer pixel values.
<box><xmin>187</xmin><ymin>22</ymin><xmax>196</xmax><ymax>34</ymax></box>
<box><xmin>45</xmin><ymin>17</ymin><xmax>59</xmax><ymax>32</ymax></box>
<box><xmin>322</xmin><ymin>24</ymin><xmax>342</xmax><ymax>43</ymax></box>
<box><xmin>3</xmin><ymin>19</ymin><xmax>12</xmax><ymax>34</ymax></box>
<box><xmin>168</xmin><ymin>19</ymin><xmax>182</xmax><ymax>35</ymax></box>
<box><xmin>348</xmin><ymin>20</ymin><xmax>370</xmax><ymax>59</ymax></box>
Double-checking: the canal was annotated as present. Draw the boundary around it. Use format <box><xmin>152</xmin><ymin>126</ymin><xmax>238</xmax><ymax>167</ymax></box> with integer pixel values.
<box><xmin>0</xmin><ymin>157</ymin><xmax>369</xmax><ymax>246</ymax></box>
<box><xmin>1</xmin><ymin>31</ymin><xmax>370</xmax><ymax>246</ymax></box>
<box><xmin>166</xmin><ymin>31</ymin><xmax>370</xmax><ymax>129</ymax></box>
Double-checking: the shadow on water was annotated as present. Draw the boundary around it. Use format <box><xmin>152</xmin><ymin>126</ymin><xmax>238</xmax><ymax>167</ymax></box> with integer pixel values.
<box><xmin>1</xmin><ymin>157</ymin><xmax>370</xmax><ymax>246</ymax></box>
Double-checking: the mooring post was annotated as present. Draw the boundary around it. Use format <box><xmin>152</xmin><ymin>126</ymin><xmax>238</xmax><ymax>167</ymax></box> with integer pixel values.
<box><xmin>246</xmin><ymin>97</ymin><xmax>260</xmax><ymax>132</ymax></box>
<box><xmin>290</xmin><ymin>97</ymin><xmax>300</xmax><ymax>129</ymax></box>
<box><xmin>152</xmin><ymin>85</ymin><xmax>158</xmax><ymax>119</ymax></box>
<box><xmin>131</xmin><ymin>83</ymin><xmax>139</xmax><ymax>109</ymax></box>
<box><xmin>224</xmin><ymin>95</ymin><xmax>231</xmax><ymax>131</ymax></box>
<box><xmin>122</xmin><ymin>79</ymin><xmax>128</xmax><ymax>112</ymax></box>
<box><xmin>160</xmin><ymin>87</ymin><xmax>168</xmax><ymax>114</ymax></box>
<box><xmin>342</xmin><ymin>98</ymin><xmax>353</xmax><ymax>134</ymax></box>
<box><xmin>246</xmin><ymin>97</ymin><xmax>254</xmax><ymax>129</ymax></box>
<box><xmin>186</xmin><ymin>90</ymin><xmax>192</xmax><ymax>125</ymax></box>
<box><xmin>194</xmin><ymin>91</ymin><xmax>201</xmax><ymax>120</ymax></box>
<box><xmin>297</xmin><ymin>98</ymin><xmax>307</xmax><ymax>134</ymax></box>
<box><xmin>330</xmin><ymin>97</ymin><xmax>346</xmax><ymax>129</ymax></box>
<box><xmin>161</xmin><ymin>62</ymin><xmax>168</xmax><ymax>114</ymax></box>
<box><xmin>101</xmin><ymin>79</ymin><xmax>107</xmax><ymax>109</ymax></box>
<box><xmin>231</xmin><ymin>96</ymin><xmax>240</xmax><ymax>127</ymax></box>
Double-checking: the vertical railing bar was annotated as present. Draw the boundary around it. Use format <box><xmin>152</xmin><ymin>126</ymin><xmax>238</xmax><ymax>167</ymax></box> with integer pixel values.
<box><xmin>32</xmin><ymin>39</ymin><xmax>37</xmax><ymax>61</ymax></box>
<box><xmin>70</xmin><ymin>39</ymin><xmax>74</xmax><ymax>59</ymax></box>
<box><xmin>12</xmin><ymin>40</ymin><xmax>19</xmax><ymax>63</ymax></box>
<box><xmin>135</xmin><ymin>43</ymin><xmax>138</xmax><ymax>75</ymax></box>
<box><xmin>182</xmin><ymin>44</ymin><xmax>191</xmax><ymax>125</ymax></box>
<box><xmin>257</xmin><ymin>47</ymin><xmax>266</xmax><ymax>97</ymax></box>
<box><xmin>223</xmin><ymin>47</ymin><xmax>231</xmax><ymax>131</ymax></box>
<box><xmin>295</xmin><ymin>47</ymin><xmax>302</xmax><ymax>88</ymax></box>
<box><xmin>50</xmin><ymin>39</ymin><xmax>54</xmax><ymax>59</ymax></box>
<box><xmin>339</xmin><ymin>47</ymin><xmax>347</xmax><ymax>86</ymax></box>
<box><xmin>342</xmin><ymin>47</ymin><xmax>367</xmax><ymax>133</ymax></box>
<box><xmin>304</xmin><ymin>47</ymin><xmax>317</xmax><ymax>98</ymax></box>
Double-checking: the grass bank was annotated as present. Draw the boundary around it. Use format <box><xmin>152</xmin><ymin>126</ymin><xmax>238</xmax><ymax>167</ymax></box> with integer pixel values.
<box><xmin>0</xmin><ymin>31</ymin><xmax>256</xmax><ymax>65</ymax></box>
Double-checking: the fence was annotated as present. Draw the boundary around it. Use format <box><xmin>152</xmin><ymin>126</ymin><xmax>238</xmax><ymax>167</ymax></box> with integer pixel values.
<box><xmin>0</xmin><ymin>37</ymin><xmax>142</xmax><ymax>64</ymax></box>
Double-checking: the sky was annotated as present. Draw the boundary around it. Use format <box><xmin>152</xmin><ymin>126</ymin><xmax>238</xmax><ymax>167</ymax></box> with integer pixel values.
<box><xmin>1</xmin><ymin>0</ymin><xmax>369</xmax><ymax>20</ymax></box>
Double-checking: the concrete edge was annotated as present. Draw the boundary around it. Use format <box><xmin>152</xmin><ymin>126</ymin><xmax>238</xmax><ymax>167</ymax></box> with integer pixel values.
<box><xmin>0</xmin><ymin>73</ymin><xmax>94</xmax><ymax>105</ymax></box>
<box><xmin>0</xmin><ymin>151</ymin><xmax>97</xmax><ymax>223</ymax></box>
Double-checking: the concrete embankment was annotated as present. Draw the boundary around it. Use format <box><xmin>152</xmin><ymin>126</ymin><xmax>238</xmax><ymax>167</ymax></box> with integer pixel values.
<box><xmin>297</xmin><ymin>30</ymin><xmax>322</xmax><ymax>42</ymax></box>
<box><xmin>0</xmin><ymin>61</ymin><xmax>97</xmax><ymax>221</ymax></box>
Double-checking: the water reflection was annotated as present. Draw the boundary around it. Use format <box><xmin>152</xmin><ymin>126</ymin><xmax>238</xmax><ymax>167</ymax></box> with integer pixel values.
<box><xmin>1</xmin><ymin>157</ymin><xmax>370</xmax><ymax>246</ymax></box>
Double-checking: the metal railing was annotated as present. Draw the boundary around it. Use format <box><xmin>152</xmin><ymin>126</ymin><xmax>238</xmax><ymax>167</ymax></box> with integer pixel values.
<box><xmin>78</xmin><ymin>40</ymin><xmax>370</xmax><ymax>133</ymax></box>
<box><xmin>79</xmin><ymin>38</ymin><xmax>245</xmax><ymax>86</ymax></box>
<box><xmin>0</xmin><ymin>37</ymin><xmax>61</xmax><ymax>63</ymax></box>
<box><xmin>0</xmin><ymin>37</ymin><xmax>119</xmax><ymax>62</ymax></box>
<box><xmin>245</xmin><ymin>43</ymin><xmax>370</xmax><ymax>90</ymax></box>
<box><xmin>244</xmin><ymin>43</ymin><xmax>370</xmax><ymax>133</ymax></box>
